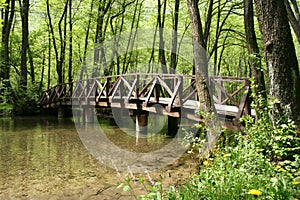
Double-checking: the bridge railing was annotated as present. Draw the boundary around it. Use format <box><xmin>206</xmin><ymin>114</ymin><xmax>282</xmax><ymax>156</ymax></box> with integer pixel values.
<box><xmin>40</xmin><ymin>73</ymin><xmax>251</xmax><ymax>118</ymax></box>
<box><xmin>39</xmin><ymin>82</ymin><xmax>73</xmax><ymax>106</ymax></box>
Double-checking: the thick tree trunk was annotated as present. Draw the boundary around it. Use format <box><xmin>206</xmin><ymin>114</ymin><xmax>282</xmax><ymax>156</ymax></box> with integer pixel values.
<box><xmin>254</xmin><ymin>0</ymin><xmax>300</xmax><ymax>123</ymax></box>
<box><xmin>244</xmin><ymin>0</ymin><xmax>266</xmax><ymax>98</ymax></box>
<box><xmin>187</xmin><ymin>0</ymin><xmax>212</xmax><ymax>113</ymax></box>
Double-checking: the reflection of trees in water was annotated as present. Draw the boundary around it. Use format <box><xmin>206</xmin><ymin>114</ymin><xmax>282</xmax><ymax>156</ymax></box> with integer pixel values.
<box><xmin>0</xmin><ymin>117</ymin><xmax>117</xmax><ymax>198</ymax></box>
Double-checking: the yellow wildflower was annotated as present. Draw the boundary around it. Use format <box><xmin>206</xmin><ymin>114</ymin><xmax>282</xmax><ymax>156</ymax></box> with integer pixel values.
<box><xmin>293</xmin><ymin>198</ymin><xmax>298</xmax><ymax>200</ymax></box>
<box><xmin>224</xmin><ymin>153</ymin><xmax>231</xmax><ymax>157</ymax></box>
<box><xmin>278</xmin><ymin>168</ymin><xmax>285</xmax><ymax>172</ymax></box>
<box><xmin>248</xmin><ymin>189</ymin><xmax>262</xmax><ymax>196</ymax></box>
<box><xmin>292</xmin><ymin>181</ymin><xmax>299</xmax><ymax>185</ymax></box>
<box><xmin>287</xmin><ymin>173</ymin><xmax>292</xmax><ymax>177</ymax></box>
<box><xmin>203</xmin><ymin>161</ymin><xmax>209</xmax><ymax>166</ymax></box>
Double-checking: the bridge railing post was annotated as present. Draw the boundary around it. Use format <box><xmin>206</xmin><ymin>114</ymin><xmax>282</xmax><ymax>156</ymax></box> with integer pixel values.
<box><xmin>135</xmin><ymin>74</ymin><xmax>139</xmax><ymax>99</ymax></box>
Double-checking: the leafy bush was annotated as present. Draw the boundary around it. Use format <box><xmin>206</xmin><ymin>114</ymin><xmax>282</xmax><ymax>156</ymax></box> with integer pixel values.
<box><xmin>118</xmin><ymin>93</ymin><xmax>300</xmax><ymax>199</ymax></box>
<box><xmin>0</xmin><ymin>79</ymin><xmax>40</xmax><ymax>115</ymax></box>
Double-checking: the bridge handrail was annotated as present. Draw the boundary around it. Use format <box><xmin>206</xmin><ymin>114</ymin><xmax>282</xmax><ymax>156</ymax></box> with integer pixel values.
<box><xmin>39</xmin><ymin>73</ymin><xmax>251</xmax><ymax>119</ymax></box>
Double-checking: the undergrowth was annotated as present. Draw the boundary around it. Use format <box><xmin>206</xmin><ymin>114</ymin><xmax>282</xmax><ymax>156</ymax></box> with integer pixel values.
<box><xmin>118</xmin><ymin>95</ymin><xmax>300</xmax><ymax>199</ymax></box>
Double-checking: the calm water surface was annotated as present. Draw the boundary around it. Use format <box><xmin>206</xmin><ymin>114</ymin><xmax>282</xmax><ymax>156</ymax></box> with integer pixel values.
<box><xmin>0</xmin><ymin>117</ymin><xmax>112</xmax><ymax>199</ymax></box>
<box><xmin>0</xmin><ymin>116</ymin><xmax>189</xmax><ymax>199</ymax></box>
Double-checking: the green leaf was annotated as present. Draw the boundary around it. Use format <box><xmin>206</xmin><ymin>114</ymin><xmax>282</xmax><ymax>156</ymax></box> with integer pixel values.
<box><xmin>123</xmin><ymin>185</ymin><xmax>131</xmax><ymax>192</ymax></box>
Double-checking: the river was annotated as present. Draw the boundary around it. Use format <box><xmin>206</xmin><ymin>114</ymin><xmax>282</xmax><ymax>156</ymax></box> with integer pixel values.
<box><xmin>0</xmin><ymin>116</ymin><xmax>197</xmax><ymax>199</ymax></box>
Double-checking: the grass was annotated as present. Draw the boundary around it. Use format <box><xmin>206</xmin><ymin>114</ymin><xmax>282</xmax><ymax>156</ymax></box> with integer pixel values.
<box><xmin>119</xmin><ymin>97</ymin><xmax>300</xmax><ymax>199</ymax></box>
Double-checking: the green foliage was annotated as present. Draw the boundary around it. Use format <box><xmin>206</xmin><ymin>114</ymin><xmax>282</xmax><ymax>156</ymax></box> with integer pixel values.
<box><xmin>170</xmin><ymin>143</ymin><xmax>299</xmax><ymax>200</ymax></box>
<box><xmin>13</xmin><ymin>84</ymin><xmax>40</xmax><ymax>115</ymax></box>
<box><xmin>0</xmin><ymin>80</ymin><xmax>14</xmax><ymax>114</ymax></box>
<box><xmin>130</xmin><ymin>98</ymin><xmax>300</xmax><ymax>199</ymax></box>
<box><xmin>242</xmin><ymin>93</ymin><xmax>300</xmax><ymax>162</ymax></box>
<box><xmin>0</xmin><ymin>79</ymin><xmax>40</xmax><ymax>115</ymax></box>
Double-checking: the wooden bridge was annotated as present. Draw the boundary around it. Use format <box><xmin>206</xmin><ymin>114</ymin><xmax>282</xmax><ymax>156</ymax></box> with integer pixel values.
<box><xmin>40</xmin><ymin>73</ymin><xmax>252</xmax><ymax>126</ymax></box>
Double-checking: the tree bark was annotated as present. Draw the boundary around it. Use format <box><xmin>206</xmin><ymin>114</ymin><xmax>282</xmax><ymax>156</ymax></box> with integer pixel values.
<box><xmin>68</xmin><ymin>0</ymin><xmax>72</xmax><ymax>83</ymax></box>
<box><xmin>244</xmin><ymin>0</ymin><xmax>266</xmax><ymax>98</ymax></box>
<box><xmin>170</xmin><ymin>0</ymin><xmax>179</xmax><ymax>70</ymax></box>
<box><xmin>19</xmin><ymin>0</ymin><xmax>29</xmax><ymax>88</ymax></box>
<box><xmin>254</xmin><ymin>0</ymin><xmax>300</xmax><ymax>123</ymax></box>
<box><xmin>58</xmin><ymin>0</ymin><xmax>68</xmax><ymax>84</ymax></box>
<box><xmin>187</xmin><ymin>0</ymin><xmax>220</xmax><ymax>156</ymax></box>
<box><xmin>157</xmin><ymin>0</ymin><xmax>167</xmax><ymax>73</ymax></box>
<box><xmin>187</xmin><ymin>0</ymin><xmax>211</xmax><ymax>113</ymax></box>
<box><xmin>1</xmin><ymin>0</ymin><xmax>15</xmax><ymax>83</ymax></box>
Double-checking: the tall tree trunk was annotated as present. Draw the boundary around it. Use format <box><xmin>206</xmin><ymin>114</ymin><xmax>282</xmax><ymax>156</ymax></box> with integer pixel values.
<box><xmin>157</xmin><ymin>0</ymin><xmax>167</xmax><ymax>73</ymax></box>
<box><xmin>39</xmin><ymin>53</ymin><xmax>45</xmax><ymax>92</ymax></box>
<box><xmin>187</xmin><ymin>0</ymin><xmax>211</xmax><ymax>113</ymax></box>
<box><xmin>58</xmin><ymin>0</ymin><xmax>68</xmax><ymax>84</ymax></box>
<box><xmin>47</xmin><ymin>29</ymin><xmax>51</xmax><ymax>90</ymax></box>
<box><xmin>123</xmin><ymin>0</ymin><xmax>141</xmax><ymax>74</ymax></box>
<box><xmin>244</xmin><ymin>0</ymin><xmax>266</xmax><ymax>99</ymax></box>
<box><xmin>187</xmin><ymin>0</ymin><xmax>220</xmax><ymax>156</ymax></box>
<box><xmin>170</xmin><ymin>0</ymin><xmax>179</xmax><ymax>70</ymax></box>
<box><xmin>28</xmin><ymin>46</ymin><xmax>35</xmax><ymax>83</ymax></box>
<box><xmin>46</xmin><ymin>0</ymin><xmax>60</xmax><ymax>84</ymax></box>
<box><xmin>254</xmin><ymin>0</ymin><xmax>300</xmax><ymax>123</ymax></box>
<box><xmin>1</xmin><ymin>0</ymin><xmax>15</xmax><ymax>84</ymax></box>
<box><xmin>68</xmin><ymin>0</ymin><xmax>72</xmax><ymax>84</ymax></box>
<box><xmin>19</xmin><ymin>0</ymin><xmax>29</xmax><ymax>88</ymax></box>
<box><xmin>83</xmin><ymin>0</ymin><xmax>95</xmax><ymax>62</ymax></box>
<box><xmin>95</xmin><ymin>0</ymin><xmax>113</xmax><ymax>75</ymax></box>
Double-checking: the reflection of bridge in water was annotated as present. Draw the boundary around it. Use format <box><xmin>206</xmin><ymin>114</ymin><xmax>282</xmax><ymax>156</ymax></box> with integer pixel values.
<box><xmin>40</xmin><ymin>73</ymin><xmax>252</xmax><ymax>133</ymax></box>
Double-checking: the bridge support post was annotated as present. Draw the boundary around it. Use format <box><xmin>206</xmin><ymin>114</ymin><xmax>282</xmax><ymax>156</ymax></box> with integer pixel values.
<box><xmin>136</xmin><ymin>111</ymin><xmax>148</xmax><ymax>135</ymax></box>
<box><xmin>168</xmin><ymin>116</ymin><xmax>179</xmax><ymax>137</ymax></box>
<box><xmin>83</xmin><ymin>107</ymin><xmax>95</xmax><ymax>123</ymax></box>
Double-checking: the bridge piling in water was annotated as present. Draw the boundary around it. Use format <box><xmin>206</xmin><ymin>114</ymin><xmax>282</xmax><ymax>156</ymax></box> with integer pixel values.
<box><xmin>135</xmin><ymin>110</ymin><xmax>148</xmax><ymax>135</ymax></box>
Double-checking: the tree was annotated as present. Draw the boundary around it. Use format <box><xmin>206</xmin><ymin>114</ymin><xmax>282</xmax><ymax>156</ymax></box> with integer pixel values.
<box><xmin>46</xmin><ymin>0</ymin><xmax>69</xmax><ymax>84</ymax></box>
<box><xmin>170</xmin><ymin>0</ymin><xmax>179</xmax><ymax>70</ymax></box>
<box><xmin>1</xmin><ymin>0</ymin><xmax>15</xmax><ymax>83</ymax></box>
<box><xmin>254</xmin><ymin>0</ymin><xmax>300</xmax><ymax>123</ymax></box>
<box><xmin>19</xmin><ymin>0</ymin><xmax>30</xmax><ymax>88</ymax></box>
<box><xmin>157</xmin><ymin>0</ymin><xmax>167</xmax><ymax>73</ymax></box>
<box><xmin>244</xmin><ymin>0</ymin><xmax>266</xmax><ymax>99</ymax></box>
<box><xmin>186</xmin><ymin>0</ymin><xmax>221</xmax><ymax>156</ymax></box>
